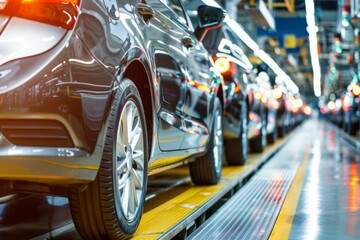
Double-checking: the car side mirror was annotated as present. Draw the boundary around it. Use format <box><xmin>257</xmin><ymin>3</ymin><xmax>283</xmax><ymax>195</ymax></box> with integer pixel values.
<box><xmin>195</xmin><ymin>5</ymin><xmax>225</xmax><ymax>42</ymax></box>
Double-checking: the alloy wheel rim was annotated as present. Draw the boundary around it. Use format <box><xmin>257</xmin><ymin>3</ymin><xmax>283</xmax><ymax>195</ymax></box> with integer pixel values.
<box><xmin>213</xmin><ymin>109</ymin><xmax>223</xmax><ymax>175</ymax></box>
<box><xmin>242</xmin><ymin>118</ymin><xmax>248</xmax><ymax>157</ymax></box>
<box><xmin>241</xmin><ymin>106</ymin><xmax>248</xmax><ymax>158</ymax></box>
<box><xmin>115</xmin><ymin>100</ymin><xmax>145</xmax><ymax>221</ymax></box>
<box><xmin>261</xmin><ymin>117</ymin><xmax>267</xmax><ymax>147</ymax></box>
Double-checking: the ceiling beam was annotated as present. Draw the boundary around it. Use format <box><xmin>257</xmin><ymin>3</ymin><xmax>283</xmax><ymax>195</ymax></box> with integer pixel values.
<box><xmin>265</xmin><ymin>0</ymin><xmax>295</xmax><ymax>12</ymax></box>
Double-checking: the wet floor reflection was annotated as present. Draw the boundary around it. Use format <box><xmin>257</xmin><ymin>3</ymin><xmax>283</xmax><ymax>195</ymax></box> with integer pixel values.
<box><xmin>289</xmin><ymin>120</ymin><xmax>360</xmax><ymax>240</ymax></box>
<box><xmin>0</xmin><ymin>195</ymin><xmax>72</xmax><ymax>239</ymax></box>
<box><xmin>1</xmin><ymin>119</ymin><xmax>359</xmax><ymax>239</ymax></box>
<box><xmin>0</xmin><ymin>171</ymin><xmax>190</xmax><ymax>239</ymax></box>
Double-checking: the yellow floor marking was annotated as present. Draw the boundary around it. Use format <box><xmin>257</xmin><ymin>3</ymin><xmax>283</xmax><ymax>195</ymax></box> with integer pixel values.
<box><xmin>269</xmin><ymin>144</ymin><xmax>311</xmax><ymax>240</ymax></box>
<box><xmin>133</xmin><ymin>137</ymin><xmax>288</xmax><ymax>239</ymax></box>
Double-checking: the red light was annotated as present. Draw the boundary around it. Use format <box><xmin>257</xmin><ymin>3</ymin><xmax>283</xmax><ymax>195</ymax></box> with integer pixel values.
<box><xmin>343</xmin><ymin>95</ymin><xmax>351</xmax><ymax>111</ymax></box>
<box><xmin>5</xmin><ymin>0</ymin><xmax>80</xmax><ymax>30</ymax></box>
<box><xmin>234</xmin><ymin>83</ymin><xmax>241</xmax><ymax>93</ymax></box>
<box><xmin>197</xmin><ymin>85</ymin><xmax>211</xmax><ymax>93</ymax></box>
<box><xmin>272</xmin><ymin>88</ymin><xmax>283</xmax><ymax>100</ymax></box>
<box><xmin>348</xmin><ymin>55</ymin><xmax>354</xmax><ymax>65</ymax></box>
<box><xmin>214</xmin><ymin>58</ymin><xmax>232</xmax><ymax>74</ymax></box>
<box><xmin>189</xmin><ymin>80</ymin><xmax>211</xmax><ymax>93</ymax></box>
<box><xmin>22</xmin><ymin>0</ymin><xmax>78</xmax><ymax>3</ymax></box>
<box><xmin>320</xmin><ymin>106</ymin><xmax>327</xmax><ymax>114</ymax></box>
<box><xmin>0</xmin><ymin>0</ymin><xmax>8</xmax><ymax>10</ymax></box>
<box><xmin>334</xmin><ymin>33</ymin><xmax>342</xmax><ymax>43</ymax></box>
<box><xmin>343</xmin><ymin>5</ymin><xmax>350</xmax><ymax>14</ymax></box>
<box><xmin>249</xmin><ymin>112</ymin><xmax>255</xmax><ymax>121</ymax></box>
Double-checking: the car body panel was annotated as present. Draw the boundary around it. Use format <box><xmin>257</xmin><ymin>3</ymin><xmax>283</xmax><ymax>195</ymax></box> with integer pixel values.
<box><xmin>0</xmin><ymin>0</ymin><xmax>223</xmax><ymax>184</ymax></box>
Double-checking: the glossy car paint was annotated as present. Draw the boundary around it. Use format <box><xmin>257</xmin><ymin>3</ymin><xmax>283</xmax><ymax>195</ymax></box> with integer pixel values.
<box><xmin>0</xmin><ymin>1</ymin><xmax>223</xmax><ymax>184</ymax></box>
<box><xmin>187</xmin><ymin>20</ymin><xmax>249</xmax><ymax>140</ymax></box>
<box><xmin>246</xmin><ymin>72</ymin><xmax>267</xmax><ymax>140</ymax></box>
<box><xmin>342</xmin><ymin>80</ymin><xmax>360</xmax><ymax>135</ymax></box>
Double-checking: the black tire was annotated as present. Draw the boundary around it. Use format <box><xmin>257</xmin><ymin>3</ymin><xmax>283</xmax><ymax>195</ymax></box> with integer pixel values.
<box><xmin>348</xmin><ymin>111</ymin><xmax>358</xmax><ymax>136</ymax></box>
<box><xmin>267</xmin><ymin>126</ymin><xmax>277</xmax><ymax>144</ymax></box>
<box><xmin>349</xmin><ymin>121</ymin><xmax>358</xmax><ymax>136</ymax></box>
<box><xmin>250</xmin><ymin>107</ymin><xmax>267</xmax><ymax>153</ymax></box>
<box><xmin>342</xmin><ymin>117</ymin><xmax>348</xmax><ymax>132</ymax></box>
<box><xmin>267</xmin><ymin>111</ymin><xmax>277</xmax><ymax>144</ymax></box>
<box><xmin>336</xmin><ymin>116</ymin><xmax>343</xmax><ymax>128</ymax></box>
<box><xmin>277</xmin><ymin>121</ymin><xmax>286</xmax><ymax>138</ymax></box>
<box><xmin>189</xmin><ymin>98</ymin><xmax>223</xmax><ymax>185</ymax></box>
<box><xmin>68</xmin><ymin>79</ymin><xmax>148</xmax><ymax>239</ymax></box>
<box><xmin>225</xmin><ymin>100</ymin><xmax>248</xmax><ymax>166</ymax></box>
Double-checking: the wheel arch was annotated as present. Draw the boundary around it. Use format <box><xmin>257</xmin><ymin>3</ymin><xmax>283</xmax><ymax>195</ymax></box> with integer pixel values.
<box><xmin>246</xmin><ymin>94</ymin><xmax>250</xmax><ymax>123</ymax></box>
<box><xmin>216</xmin><ymin>84</ymin><xmax>225</xmax><ymax>112</ymax></box>
<box><xmin>122</xmin><ymin>60</ymin><xmax>154</xmax><ymax>160</ymax></box>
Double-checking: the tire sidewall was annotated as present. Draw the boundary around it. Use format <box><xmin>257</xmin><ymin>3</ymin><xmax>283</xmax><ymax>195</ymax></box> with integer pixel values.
<box><xmin>211</xmin><ymin>98</ymin><xmax>223</xmax><ymax>180</ymax></box>
<box><xmin>260</xmin><ymin>106</ymin><xmax>267</xmax><ymax>149</ymax></box>
<box><xmin>241</xmin><ymin>100</ymin><xmax>248</xmax><ymax>161</ymax></box>
<box><xmin>107</xmin><ymin>79</ymin><xmax>148</xmax><ymax>233</ymax></box>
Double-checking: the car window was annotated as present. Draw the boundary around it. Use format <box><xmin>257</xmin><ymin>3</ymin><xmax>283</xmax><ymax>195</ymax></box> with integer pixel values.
<box><xmin>159</xmin><ymin>0</ymin><xmax>188</xmax><ymax>27</ymax></box>
<box><xmin>155</xmin><ymin>53</ymin><xmax>181</xmax><ymax>72</ymax></box>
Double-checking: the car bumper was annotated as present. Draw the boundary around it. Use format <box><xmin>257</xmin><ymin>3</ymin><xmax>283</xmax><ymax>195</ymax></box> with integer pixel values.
<box><xmin>0</xmin><ymin>132</ymin><xmax>102</xmax><ymax>184</ymax></box>
<box><xmin>0</xmin><ymin>32</ymin><xmax>114</xmax><ymax>184</ymax></box>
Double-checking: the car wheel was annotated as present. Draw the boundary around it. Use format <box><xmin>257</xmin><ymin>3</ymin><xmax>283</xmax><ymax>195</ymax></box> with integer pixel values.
<box><xmin>267</xmin><ymin>112</ymin><xmax>277</xmax><ymax>144</ymax></box>
<box><xmin>225</xmin><ymin>100</ymin><xmax>248</xmax><ymax>166</ymax></box>
<box><xmin>348</xmin><ymin>111</ymin><xmax>358</xmax><ymax>136</ymax></box>
<box><xmin>250</xmin><ymin>107</ymin><xmax>267</xmax><ymax>153</ymax></box>
<box><xmin>349</xmin><ymin>121</ymin><xmax>358</xmax><ymax>136</ymax></box>
<box><xmin>277</xmin><ymin>125</ymin><xmax>286</xmax><ymax>138</ymax></box>
<box><xmin>277</xmin><ymin>119</ymin><xmax>286</xmax><ymax>138</ymax></box>
<box><xmin>189</xmin><ymin>98</ymin><xmax>223</xmax><ymax>185</ymax></box>
<box><xmin>267</xmin><ymin>127</ymin><xmax>277</xmax><ymax>144</ymax></box>
<box><xmin>69</xmin><ymin>79</ymin><xmax>148</xmax><ymax>239</ymax></box>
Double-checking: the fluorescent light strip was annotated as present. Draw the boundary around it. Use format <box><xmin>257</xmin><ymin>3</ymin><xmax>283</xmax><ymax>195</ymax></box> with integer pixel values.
<box><xmin>226</xmin><ymin>18</ymin><xmax>260</xmax><ymax>51</ymax></box>
<box><xmin>305</xmin><ymin>0</ymin><xmax>321</xmax><ymax>97</ymax></box>
<box><xmin>227</xmin><ymin>18</ymin><xmax>299</xmax><ymax>94</ymax></box>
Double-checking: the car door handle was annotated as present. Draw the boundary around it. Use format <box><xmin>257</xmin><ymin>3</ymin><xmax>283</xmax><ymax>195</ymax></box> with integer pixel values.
<box><xmin>137</xmin><ymin>3</ymin><xmax>155</xmax><ymax>23</ymax></box>
<box><xmin>182</xmin><ymin>36</ymin><xmax>194</xmax><ymax>48</ymax></box>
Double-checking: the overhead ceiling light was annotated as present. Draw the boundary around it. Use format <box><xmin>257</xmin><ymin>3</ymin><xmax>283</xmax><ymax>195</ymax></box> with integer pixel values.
<box><xmin>305</xmin><ymin>0</ymin><xmax>321</xmax><ymax>97</ymax></box>
<box><xmin>226</xmin><ymin>18</ymin><xmax>260</xmax><ymax>51</ymax></box>
<box><xmin>226</xmin><ymin>14</ymin><xmax>298</xmax><ymax>94</ymax></box>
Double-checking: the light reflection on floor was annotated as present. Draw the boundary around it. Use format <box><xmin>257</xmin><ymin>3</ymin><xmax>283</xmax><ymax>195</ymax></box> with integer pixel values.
<box><xmin>289</xmin><ymin>120</ymin><xmax>360</xmax><ymax>240</ymax></box>
<box><xmin>0</xmin><ymin>118</ymin><xmax>359</xmax><ymax>239</ymax></box>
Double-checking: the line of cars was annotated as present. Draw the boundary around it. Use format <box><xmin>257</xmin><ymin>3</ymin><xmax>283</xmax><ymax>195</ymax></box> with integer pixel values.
<box><xmin>184</xmin><ymin>0</ymin><xmax>311</xmax><ymax>159</ymax></box>
<box><xmin>320</xmin><ymin>5</ymin><xmax>360</xmax><ymax>138</ymax></box>
<box><xmin>0</xmin><ymin>0</ymin><xmax>309</xmax><ymax>239</ymax></box>
<box><xmin>321</xmin><ymin>74</ymin><xmax>360</xmax><ymax>137</ymax></box>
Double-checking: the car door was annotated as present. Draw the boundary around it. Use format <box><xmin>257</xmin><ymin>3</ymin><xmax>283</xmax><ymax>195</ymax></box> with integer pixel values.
<box><xmin>180</xmin><ymin>50</ymin><xmax>217</xmax><ymax>149</ymax></box>
<box><xmin>144</xmin><ymin>0</ymin><xmax>193</xmax><ymax>150</ymax></box>
<box><xmin>155</xmin><ymin>51</ymin><xmax>186</xmax><ymax>150</ymax></box>
<box><xmin>152</xmin><ymin>0</ymin><xmax>218</xmax><ymax>150</ymax></box>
